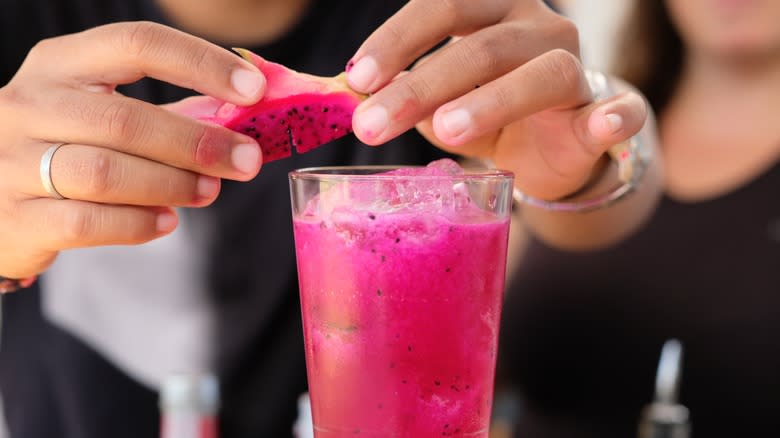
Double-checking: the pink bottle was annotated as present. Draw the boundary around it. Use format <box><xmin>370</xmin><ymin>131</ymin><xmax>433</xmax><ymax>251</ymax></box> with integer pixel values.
<box><xmin>160</xmin><ymin>374</ymin><xmax>219</xmax><ymax>438</ymax></box>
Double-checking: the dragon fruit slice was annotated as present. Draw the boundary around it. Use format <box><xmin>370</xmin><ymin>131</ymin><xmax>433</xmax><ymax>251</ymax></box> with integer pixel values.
<box><xmin>202</xmin><ymin>49</ymin><xmax>367</xmax><ymax>162</ymax></box>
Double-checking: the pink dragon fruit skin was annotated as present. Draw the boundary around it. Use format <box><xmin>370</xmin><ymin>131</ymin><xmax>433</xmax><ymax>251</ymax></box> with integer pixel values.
<box><xmin>203</xmin><ymin>48</ymin><xmax>367</xmax><ymax>162</ymax></box>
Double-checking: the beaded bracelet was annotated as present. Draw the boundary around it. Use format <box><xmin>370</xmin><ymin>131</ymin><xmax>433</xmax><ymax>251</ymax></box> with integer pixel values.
<box><xmin>511</xmin><ymin>70</ymin><xmax>651</xmax><ymax>213</ymax></box>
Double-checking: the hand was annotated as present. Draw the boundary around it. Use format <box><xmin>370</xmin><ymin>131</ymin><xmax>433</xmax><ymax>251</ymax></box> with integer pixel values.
<box><xmin>0</xmin><ymin>21</ymin><xmax>266</xmax><ymax>279</ymax></box>
<box><xmin>348</xmin><ymin>0</ymin><xmax>647</xmax><ymax>200</ymax></box>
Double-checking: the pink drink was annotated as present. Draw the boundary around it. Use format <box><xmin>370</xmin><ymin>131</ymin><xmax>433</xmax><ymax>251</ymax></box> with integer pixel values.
<box><xmin>291</xmin><ymin>161</ymin><xmax>512</xmax><ymax>437</ymax></box>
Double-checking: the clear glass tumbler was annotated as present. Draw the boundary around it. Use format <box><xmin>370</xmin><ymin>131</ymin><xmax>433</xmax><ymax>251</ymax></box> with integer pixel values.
<box><xmin>289</xmin><ymin>164</ymin><xmax>514</xmax><ymax>437</ymax></box>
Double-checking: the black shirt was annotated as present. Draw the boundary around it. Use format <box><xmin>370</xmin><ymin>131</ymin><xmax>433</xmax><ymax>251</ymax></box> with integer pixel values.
<box><xmin>500</xmin><ymin>163</ymin><xmax>780</xmax><ymax>437</ymax></box>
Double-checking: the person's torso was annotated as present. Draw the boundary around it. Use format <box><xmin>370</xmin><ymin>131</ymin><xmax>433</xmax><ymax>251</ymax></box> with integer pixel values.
<box><xmin>500</xmin><ymin>162</ymin><xmax>780</xmax><ymax>437</ymax></box>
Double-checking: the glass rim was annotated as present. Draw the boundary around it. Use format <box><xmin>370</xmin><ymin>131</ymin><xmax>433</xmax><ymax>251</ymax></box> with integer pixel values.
<box><xmin>289</xmin><ymin>165</ymin><xmax>514</xmax><ymax>182</ymax></box>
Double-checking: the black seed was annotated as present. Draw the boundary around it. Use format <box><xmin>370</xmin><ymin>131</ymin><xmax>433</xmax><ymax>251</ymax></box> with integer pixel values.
<box><xmin>330</xmin><ymin>124</ymin><xmax>337</xmax><ymax>129</ymax></box>
<box><xmin>323</xmin><ymin>107</ymin><xmax>329</xmax><ymax>112</ymax></box>
<box><xmin>254</xmin><ymin>133</ymin><xmax>260</xmax><ymax>139</ymax></box>
<box><xmin>368</xmin><ymin>214</ymin><xmax>376</xmax><ymax>220</ymax></box>
<box><xmin>308</xmin><ymin>117</ymin><xmax>314</xmax><ymax>123</ymax></box>
<box><xmin>407</xmin><ymin>345</ymin><xmax>412</xmax><ymax>352</ymax></box>
<box><xmin>445</xmin><ymin>268</ymin><xmax>451</xmax><ymax>273</ymax></box>
<box><xmin>304</xmin><ymin>106</ymin><xmax>310</xmax><ymax>111</ymax></box>
<box><xmin>395</xmin><ymin>238</ymin><xmax>400</xmax><ymax>244</ymax></box>
<box><xmin>280</xmin><ymin>119</ymin><xmax>286</xmax><ymax>125</ymax></box>
<box><xmin>269</xmin><ymin>115</ymin><xmax>275</xmax><ymax>120</ymax></box>
<box><xmin>251</xmin><ymin>117</ymin><xmax>257</xmax><ymax>122</ymax></box>
<box><xmin>475</xmin><ymin>84</ymin><xmax>481</xmax><ymax>89</ymax></box>
<box><xmin>377</xmin><ymin>289</ymin><xmax>382</xmax><ymax>296</ymax></box>
<box><xmin>434</xmin><ymin>381</ymin><xmax>441</xmax><ymax>386</ymax></box>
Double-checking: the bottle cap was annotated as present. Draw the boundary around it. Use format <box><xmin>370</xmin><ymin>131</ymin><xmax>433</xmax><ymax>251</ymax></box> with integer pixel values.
<box><xmin>637</xmin><ymin>339</ymin><xmax>690</xmax><ymax>438</ymax></box>
<box><xmin>160</xmin><ymin>373</ymin><xmax>220</xmax><ymax>414</ymax></box>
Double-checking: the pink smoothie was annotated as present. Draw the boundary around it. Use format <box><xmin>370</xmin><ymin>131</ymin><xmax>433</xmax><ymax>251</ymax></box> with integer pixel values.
<box><xmin>292</xmin><ymin>166</ymin><xmax>510</xmax><ymax>436</ymax></box>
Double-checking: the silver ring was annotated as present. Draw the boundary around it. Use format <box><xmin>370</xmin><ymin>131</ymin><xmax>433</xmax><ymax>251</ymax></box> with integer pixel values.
<box><xmin>40</xmin><ymin>143</ymin><xmax>67</xmax><ymax>200</ymax></box>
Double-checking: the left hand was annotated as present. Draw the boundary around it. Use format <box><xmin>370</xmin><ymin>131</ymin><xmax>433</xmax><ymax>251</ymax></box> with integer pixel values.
<box><xmin>348</xmin><ymin>0</ymin><xmax>647</xmax><ymax>200</ymax></box>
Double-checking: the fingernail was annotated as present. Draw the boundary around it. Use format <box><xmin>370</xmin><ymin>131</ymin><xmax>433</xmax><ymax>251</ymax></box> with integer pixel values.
<box><xmin>354</xmin><ymin>105</ymin><xmax>389</xmax><ymax>139</ymax></box>
<box><xmin>196</xmin><ymin>175</ymin><xmax>220</xmax><ymax>200</ymax></box>
<box><xmin>156</xmin><ymin>211</ymin><xmax>178</xmax><ymax>233</ymax></box>
<box><xmin>441</xmin><ymin>109</ymin><xmax>472</xmax><ymax>139</ymax></box>
<box><xmin>231</xmin><ymin>68</ymin><xmax>265</xmax><ymax>99</ymax></box>
<box><xmin>232</xmin><ymin>143</ymin><xmax>261</xmax><ymax>175</ymax></box>
<box><xmin>605</xmin><ymin>113</ymin><xmax>623</xmax><ymax>133</ymax></box>
<box><xmin>347</xmin><ymin>56</ymin><xmax>379</xmax><ymax>92</ymax></box>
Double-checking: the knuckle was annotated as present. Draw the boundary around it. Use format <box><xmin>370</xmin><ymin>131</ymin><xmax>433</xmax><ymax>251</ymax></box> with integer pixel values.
<box><xmin>547</xmin><ymin>48</ymin><xmax>584</xmax><ymax>93</ymax></box>
<box><xmin>464</xmin><ymin>34</ymin><xmax>504</xmax><ymax>73</ymax></box>
<box><xmin>191</xmin><ymin>125</ymin><xmax>226</xmax><ymax>167</ymax></box>
<box><xmin>26</xmin><ymin>37</ymin><xmax>58</xmax><ymax>63</ymax></box>
<box><xmin>383</xmin><ymin>21</ymin><xmax>411</xmax><ymax>51</ymax></box>
<box><xmin>189</xmin><ymin>43</ymin><xmax>213</xmax><ymax>72</ymax></box>
<box><xmin>438</xmin><ymin>0</ymin><xmax>463</xmax><ymax>24</ymax></box>
<box><xmin>60</xmin><ymin>207</ymin><xmax>93</xmax><ymax>244</ymax></box>
<box><xmin>101</xmin><ymin>100</ymin><xmax>144</xmax><ymax>145</ymax></box>
<box><xmin>120</xmin><ymin>21</ymin><xmax>165</xmax><ymax>57</ymax></box>
<box><xmin>0</xmin><ymin>84</ymin><xmax>30</xmax><ymax>118</ymax></box>
<box><xmin>550</xmin><ymin>17</ymin><xmax>580</xmax><ymax>55</ymax></box>
<box><xmin>83</xmin><ymin>151</ymin><xmax>116</xmax><ymax>197</ymax></box>
<box><xmin>492</xmin><ymin>82</ymin><xmax>515</xmax><ymax>110</ymax></box>
<box><xmin>399</xmin><ymin>78</ymin><xmax>434</xmax><ymax>109</ymax></box>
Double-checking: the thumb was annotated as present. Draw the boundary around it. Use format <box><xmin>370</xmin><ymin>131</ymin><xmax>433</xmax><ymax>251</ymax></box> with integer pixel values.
<box><xmin>575</xmin><ymin>91</ymin><xmax>647</xmax><ymax>157</ymax></box>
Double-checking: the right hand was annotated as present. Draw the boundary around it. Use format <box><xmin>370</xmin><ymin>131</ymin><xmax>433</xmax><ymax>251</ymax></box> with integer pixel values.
<box><xmin>0</xmin><ymin>21</ymin><xmax>266</xmax><ymax>280</ymax></box>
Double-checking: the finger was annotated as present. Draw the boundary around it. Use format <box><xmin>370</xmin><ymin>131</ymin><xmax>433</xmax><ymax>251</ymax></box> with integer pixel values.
<box><xmin>577</xmin><ymin>92</ymin><xmax>647</xmax><ymax>152</ymax></box>
<box><xmin>346</xmin><ymin>0</ymin><xmax>516</xmax><ymax>93</ymax></box>
<box><xmin>13</xmin><ymin>143</ymin><xmax>220</xmax><ymax>207</ymax></box>
<box><xmin>352</xmin><ymin>19</ymin><xmax>579</xmax><ymax>145</ymax></box>
<box><xmin>19</xmin><ymin>198</ymin><xmax>178</xmax><ymax>250</ymax></box>
<box><xmin>23</xmin><ymin>89</ymin><xmax>261</xmax><ymax>181</ymax></box>
<box><xmin>504</xmin><ymin>93</ymin><xmax>646</xmax><ymax>201</ymax></box>
<box><xmin>22</xmin><ymin>21</ymin><xmax>265</xmax><ymax>105</ymax></box>
<box><xmin>162</xmin><ymin>96</ymin><xmax>225</xmax><ymax>119</ymax></box>
<box><xmin>430</xmin><ymin>49</ymin><xmax>592</xmax><ymax>147</ymax></box>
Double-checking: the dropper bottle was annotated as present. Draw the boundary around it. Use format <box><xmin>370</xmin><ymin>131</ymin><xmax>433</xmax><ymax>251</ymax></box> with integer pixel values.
<box><xmin>160</xmin><ymin>373</ymin><xmax>220</xmax><ymax>438</ymax></box>
<box><xmin>637</xmin><ymin>339</ymin><xmax>691</xmax><ymax>438</ymax></box>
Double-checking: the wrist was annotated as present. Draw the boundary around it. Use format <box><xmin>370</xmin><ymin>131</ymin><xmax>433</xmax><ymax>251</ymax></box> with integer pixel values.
<box><xmin>0</xmin><ymin>275</ymin><xmax>38</xmax><ymax>293</ymax></box>
<box><xmin>556</xmin><ymin>154</ymin><xmax>611</xmax><ymax>201</ymax></box>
